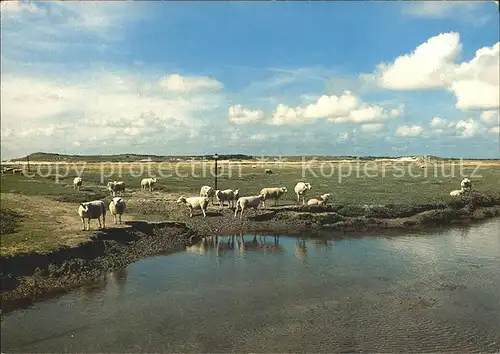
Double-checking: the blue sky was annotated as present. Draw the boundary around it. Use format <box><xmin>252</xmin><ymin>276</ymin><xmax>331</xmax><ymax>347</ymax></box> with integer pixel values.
<box><xmin>1</xmin><ymin>0</ymin><xmax>499</xmax><ymax>159</ymax></box>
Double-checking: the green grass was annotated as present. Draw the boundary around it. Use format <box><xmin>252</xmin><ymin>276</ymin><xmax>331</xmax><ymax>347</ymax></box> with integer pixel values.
<box><xmin>1</xmin><ymin>163</ymin><xmax>500</xmax><ymax>205</ymax></box>
<box><xmin>1</xmin><ymin>162</ymin><xmax>499</xmax><ymax>256</ymax></box>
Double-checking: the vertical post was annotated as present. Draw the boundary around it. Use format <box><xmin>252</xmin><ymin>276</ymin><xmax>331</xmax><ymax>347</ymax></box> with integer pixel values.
<box><xmin>27</xmin><ymin>155</ymin><xmax>30</xmax><ymax>172</ymax></box>
<box><xmin>213</xmin><ymin>153</ymin><xmax>218</xmax><ymax>191</ymax></box>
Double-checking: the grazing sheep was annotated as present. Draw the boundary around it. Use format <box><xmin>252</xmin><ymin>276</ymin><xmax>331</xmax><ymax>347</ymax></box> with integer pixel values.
<box><xmin>200</xmin><ymin>185</ymin><xmax>216</xmax><ymax>203</ymax></box>
<box><xmin>252</xmin><ymin>165</ymin><xmax>257</xmax><ymax>169</ymax></box>
<box><xmin>177</xmin><ymin>196</ymin><xmax>209</xmax><ymax>218</ymax></box>
<box><xmin>259</xmin><ymin>187</ymin><xmax>287</xmax><ymax>207</ymax></box>
<box><xmin>460</xmin><ymin>177</ymin><xmax>472</xmax><ymax>191</ymax></box>
<box><xmin>234</xmin><ymin>194</ymin><xmax>266</xmax><ymax>219</ymax></box>
<box><xmin>233</xmin><ymin>189</ymin><xmax>240</xmax><ymax>204</ymax></box>
<box><xmin>107</xmin><ymin>181</ymin><xmax>126</xmax><ymax>196</ymax></box>
<box><xmin>78</xmin><ymin>200</ymin><xmax>106</xmax><ymax>231</ymax></box>
<box><xmin>450</xmin><ymin>188</ymin><xmax>466</xmax><ymax>197</ymax></box>
<box><xmin>141</xmin><ymin>177</ymin><xmax>157</xmax><ymax>191</ymax></box>
<box><xmin>215</xmin><ymin>189</ymin><xmax>236</xmax><ymax>208</ymax></box>
<box><xmin>109</xmin><ymin>197</ymin><xmax>126</xmax><ymax>224</ymax></box>
<box><xmin>265</xmin><ymin>169</ymin><xmax>273</xmax><ymax>174</ymax></box>
<box><xmin>12</xmin><ymin>168</ymin><xmax>23</xmax><ymax>175</ymax></box>
<box><xmin>73</xmin><ymin>177</ymin><xmax>83</xmax><ymax>190</ymax></box>
<box><xmin>294</xmin><ymin>182</ymin><xmax>312</xmax><ymax>204</ymax></box>
<box><xmin>307</xmin><ymin>193</ymin><xmax>332</xmax><ymax>206</ymax></box>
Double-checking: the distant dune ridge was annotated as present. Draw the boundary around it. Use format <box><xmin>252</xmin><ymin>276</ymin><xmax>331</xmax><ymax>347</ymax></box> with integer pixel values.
<box><xmin>2</xmin><ymin>152</ymin><xmax>499</xmax><ymax>165</ymax></box>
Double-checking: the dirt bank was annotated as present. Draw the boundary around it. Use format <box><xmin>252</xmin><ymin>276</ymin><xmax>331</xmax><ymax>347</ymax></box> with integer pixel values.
<box><xmin>1</xmin><ymin>191</ymin><xmax>500</xmax><ymax>312</ymax></box>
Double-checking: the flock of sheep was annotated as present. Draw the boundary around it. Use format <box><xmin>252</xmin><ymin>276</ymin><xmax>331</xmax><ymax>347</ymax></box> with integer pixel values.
<box><xmin>73</xmin><ymin>176</ymin><xmax>156</xmax><ymax>231</ymax></box>
<box><xmin>178</xmin><ymin>181</ymin><xmax>332</xmax><ymax>219</ymax></box>
<box><xmin>72</xmin><ymin>175</ymin><xmax>473</xmax><ymax>230</ymax></box>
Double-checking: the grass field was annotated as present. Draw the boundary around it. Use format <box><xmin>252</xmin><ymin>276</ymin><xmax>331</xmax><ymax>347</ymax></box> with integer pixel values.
<box><xmin>1</xmin><ymin>160</ymin><xmax>499</xmax><ymax>256</ymax></box>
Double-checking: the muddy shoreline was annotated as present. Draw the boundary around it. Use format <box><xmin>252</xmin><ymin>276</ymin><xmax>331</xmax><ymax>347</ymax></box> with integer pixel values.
<box><xmin>2</xmin><ymin>192</ymin><xmax>500</xmax><ymax>313</ymax></box>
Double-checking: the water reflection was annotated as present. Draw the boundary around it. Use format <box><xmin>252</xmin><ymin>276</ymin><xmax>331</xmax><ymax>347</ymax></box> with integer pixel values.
<box><xmin>237</xmin><ymin>234</ymin><xmax>284</xmax><ymax>255</ymax></box>
<box><xmin>78</xmin><ymin>268</ymin><xmax>128</xmax><ymax>300</ymax></box>
<box><xmin>294</xmin><ymin>238</ymin><xmax>308</xmax><ymax>263</ymax></box>
<box><xmin>3</xmin><ymin>219</ymin><xmax>500</xmax><ymax>353</ymax></box>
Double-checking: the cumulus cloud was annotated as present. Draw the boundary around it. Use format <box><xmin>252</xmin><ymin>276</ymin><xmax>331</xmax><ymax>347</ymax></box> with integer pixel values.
<box><xmin>372</xmin><ymin>32</ymin><xmax>499</xmax><ymax>111</ymax></box>
<box><xmin>456</xmin><ymin>119</ymin><xmax>487</xmax><ymax>137</ymax></box>
<box><xmin>0</xmin><ymin>71</ymin><xmax>225</xmax><ymax>158</ymax></box>
<box><xmin>395</xmin><ymin>125</ymin><xmax>424</xmax><ymax>137</ymax></box>
<box><xmin>268</xmin><ymin>91</ymin><xmax>402</xmax><ymax>125</ymax></box>
<box><xmin>159</xmin><ymin>74</ymin><xmax>223</xmax><ymax>93</ymax></box>
<box><xmin>228</xmin><ymin>105</ymin><xmax>265</xmax><ymax>124</ymax></box>
<box><xmin>425</xmin><ymin>115</ymin><xmax>497</xmax><ymax>138</ymax></box>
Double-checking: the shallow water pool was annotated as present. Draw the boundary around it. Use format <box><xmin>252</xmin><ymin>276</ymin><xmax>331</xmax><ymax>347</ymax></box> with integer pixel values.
<box><xmin>2</xmin><ymin>219</ymin><xmax>500</xmax><ymax>352</ymax></box>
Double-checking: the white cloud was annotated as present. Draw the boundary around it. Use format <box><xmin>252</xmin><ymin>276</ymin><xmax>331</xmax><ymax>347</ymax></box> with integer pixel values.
<box><xmin>430</xmin><ymin>116</ymin><xmax>455</xmax><ymax>128</ymax></box>
<box><xmin>372</xmin><ymin>32</ymin><xmax>499</xmax><ymax>111</ymax></box>
<box><xmin>488</xmin><ymin>126</ymin><xmax>500</xmax><ymax>134</ymax></box>
<box><xmin>228</xmin><ymin>105</ymin><xmax>264</xmax><ymax>124</ymax></box>
<box><xmin>158</xmin><ymin>74</ymin><xmax>223</xmax><ymax>93</ymax></box>
<box><xmin>0</xmin><ymin>71</ymin><xmax>226</xmax><ymax>158</ymax></box>
<box><xmin>360</xmin><ymin>123</ymin><xmax>384</xmax><ymax>133</ymax></box>
<box><xmin>395</xmin><ymin>125</ymin><xmax>424</xmax><ymax>137</ymax></box>
<box><xmin>269</xmin><ymin>91</ymin><xmax>402</xmax><ymax>125</ymax></box>
<box><xmin>481</xmin><ymin>110</ymin><xmax>500</xmax><ymax>126</ymax></box>
<box><xmin>376</xmin><ymin>32</ymin><xmax>461</xmax><ymax>90</ymax></box>
<box><xmin>456</xmin><ymin>119</ymin><xmax>487</xmax><ymax>137</ymax></box>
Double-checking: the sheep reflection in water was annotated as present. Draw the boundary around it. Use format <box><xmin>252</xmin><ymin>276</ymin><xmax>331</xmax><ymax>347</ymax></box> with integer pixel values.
<box><xmin>185</xmin><ymin>236</ymin><xmax>236</xmax><ymax>256</ymax></box>
<box><xmin>294</xmin><ymin>238</ymin><xmax>308</xmax><ymax>263</ymax></box>
<box><xmin>236</xmin><ymin>233</ymin><xmax>284</xmax><ymax>254</ymax></box>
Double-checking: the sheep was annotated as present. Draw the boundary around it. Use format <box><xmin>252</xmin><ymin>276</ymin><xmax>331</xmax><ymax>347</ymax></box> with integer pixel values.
<box><xmin>215</xmin><ymin>189</ymin><xmax>236</xmax><ymax>208</ymax></box>
<box><xmin>294</xmin><ymin>182</ymin><xmax>312</xmax><ymax>204</ymax></box>
<box><xmin>460</xmin><ymin>177</ymin><xmax>472</xmax><ymax>192</ymax></box>
<box><xmin>107</xmin><ymin>181</ymin><xmax>126</xmax><ymax>196</ymax></box>
<box><xmin>307</xmin><ymin>193</ymin><xmax>332</xmax><ymax>206</ymax></box>
<box><xmin>109</xmin><ymin>197</ymin><xmax>126</xmax><ymax>224</ymax></box>
<box><xmin>233</xmin><ymin>189</ymin><xmax>240</xmax><ymax>204</ymax></box>
<box><xmin>252</xmin><ymin>165</ymin><xmax>257</xmax><ymax>169</ymax></box>
<box><xmin>265</xmin><ymin>169</ymin><xmax>273</xmax><ymax>174</ymax></box>
<box><xmin>450</xmin><ymin>188</ymin><xmax>466</xmax><ymax>197</ymax></box>
<box><xmin>234</xmin><ymin>194</ymin><xmax>266</xmax><ymax>219</ymax></box>
<box><xmin>259</xmin><ymin>187</ymin><xmax>287</xmax><ymax>207</ymax></box>
<box><xmin>141</xmin><ymin>177</ymin><xmax>157</xmax><ymax>191</ymax></box>
<box><xmin>78</xmin><ymin>200</ymin><xmax>106</xmax><ymax>231</ymax></box>
<box><xmin>73</xmin><ymin>177</ymin><xmax>83</xmax><ymax>190</ymax></box>
<box><xmin>200</xmin><ymin>185</ymin><xmax>216</xmax><ymax>203</ymax></box>
<box><xmin>177</xmin><ymin>196</ymin><xmax>209</xmax><ymax>218</ymax></box>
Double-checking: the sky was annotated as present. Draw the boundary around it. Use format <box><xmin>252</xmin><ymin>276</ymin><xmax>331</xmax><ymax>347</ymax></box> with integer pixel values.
<box><xmin>1</xmin><ymin>0</ymin><xmax>499</xmax><ymax>159</ymax></box>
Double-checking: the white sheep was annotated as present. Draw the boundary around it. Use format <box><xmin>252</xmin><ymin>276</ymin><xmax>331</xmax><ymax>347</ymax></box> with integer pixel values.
<box><xmin>141</xmin><ymin>177</ymin><xmax>157</xmax><ymax>191</ymax></box>
<box><xmin>460</xmin><ymin>177</ymin><xmax>472</xmax><ymax>192</ymax></box>
<box><xmin>265</xmin><ymin>169</ymin><xmax>273</xmax><ymax>174</ymax></box>
<box><xmin>177</xmin><ymin>196</ymin><xmax>209</xmax><ymax>218</ymax></box>
<box><xmin>294</xmin><ymin>182</ymin><xmax>312</xmax><ymax>204</ymax></box>
<box><xmin>259</xmin><ymin>187</ymin><xmax>287</xmax><ymax>207</ymax></box>
<box><xmin>450</xmin><ymin>188</ymin><xmax>466</xmax><ymax>197</ymax></box>
<box><xmin>234</xmin><ymin>194</ymin><xmax>266</xmax><ymax>219</ymax></box>
<box><xmin>215</xmin><ymin>189</ymin><xmax>236</xmax><ymax>208</ymax></box>
<box><xmin>107</xmin><ymin>181</ymin><xmax>126</xmax><ymax>196</ymax></box>
<box><xmin>78</xmin><ymin>200</ymin><xmax>106</xmax><ymax>231</ymax></box>
<box><xmin>73</xmin><ymin>177</ymin><xmax>83</xmax><ymax>190</ymax></box>
<box><xmin>307</xmin><ymin>193</ymin><xmax>332</xmax><ymax>206</ymax></box>
<box><xmin>200</xmin><ymin>185</ymin><xmax>216</xmax><ymax>203</ymax></box>
<box><xmin>109</xmin><ymin>197</ymin><xmax>126</xmax><ymax>224</ymax></box>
